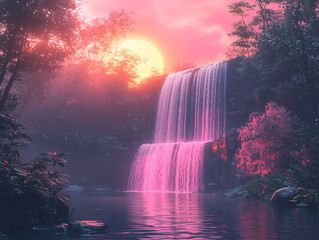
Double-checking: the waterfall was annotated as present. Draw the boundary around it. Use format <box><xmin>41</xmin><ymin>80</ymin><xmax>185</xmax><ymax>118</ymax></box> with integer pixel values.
<box><xmin>128</xmin><ymin>62</ymin><xmax>227</xmax><ymax>192</ymax></box>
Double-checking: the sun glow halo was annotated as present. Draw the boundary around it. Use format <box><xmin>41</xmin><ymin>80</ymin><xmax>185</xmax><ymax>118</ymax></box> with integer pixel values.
<box><xmin>120</xmin><ymin>39</ymin><xmax>164</xmax><ymax>84</ymax></box>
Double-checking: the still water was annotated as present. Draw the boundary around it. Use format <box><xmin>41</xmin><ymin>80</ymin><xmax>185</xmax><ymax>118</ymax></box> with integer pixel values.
<box><xmin>12</xmin><ymin>191</ymin><xmax>319</xmax><ymax>239</ymax></box>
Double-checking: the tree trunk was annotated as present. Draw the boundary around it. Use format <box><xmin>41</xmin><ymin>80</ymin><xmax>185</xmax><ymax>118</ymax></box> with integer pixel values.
<box><xmin>0</xmin><ymin>67</ymin><xmax>19</xmax><ymax>112</ymax></box>
<box><xmin>0</xmin><ymin>58</ymin><xmax>10</xmax><ymax>86</ymax></box>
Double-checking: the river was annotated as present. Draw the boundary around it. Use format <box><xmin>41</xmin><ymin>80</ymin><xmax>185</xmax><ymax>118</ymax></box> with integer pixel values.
<box><xmin>11</xmin><ymin>191</ymin><xmax>319</xmax><ymax>239</ymax></box>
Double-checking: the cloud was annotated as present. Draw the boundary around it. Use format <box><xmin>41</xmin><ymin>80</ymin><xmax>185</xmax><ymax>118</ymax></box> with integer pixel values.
<box><xmin>81</xmin><ymin>0</ymin><xmax>235</xmax><ymax>67</ymax></box>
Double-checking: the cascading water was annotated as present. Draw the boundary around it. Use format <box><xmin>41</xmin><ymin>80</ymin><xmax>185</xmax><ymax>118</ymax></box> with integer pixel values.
<box><xmin>128</xmin><ymin>62</ymin><xmax>227</xmax><ymax>192</ymax></box>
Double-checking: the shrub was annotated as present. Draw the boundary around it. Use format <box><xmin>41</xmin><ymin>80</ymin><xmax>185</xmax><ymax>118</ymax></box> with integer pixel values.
<box><xmin>0</xmin><ymin>114</ymin><xmax>70</xmax><ymax>233</ymax></box>
<box><xmin>235</xmin><ymin>102</ymin><xmax>291</xmax><ymax>176</ymax></box>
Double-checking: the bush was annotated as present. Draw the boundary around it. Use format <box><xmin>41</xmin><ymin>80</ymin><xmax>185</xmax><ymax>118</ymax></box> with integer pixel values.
<box><xmin>0</xmin><ymin>114</ymin><xmax>70</xmax><ymax>233</ymax></box>
<box><xmin>235</xmin><ymin>102</ymin><xmax>291</xmax><ymax>176</ymax></box>
<box><xmin>234</xmin><ymin>102</ymin><xmax>319</xmax><ymax>204</ymax></box>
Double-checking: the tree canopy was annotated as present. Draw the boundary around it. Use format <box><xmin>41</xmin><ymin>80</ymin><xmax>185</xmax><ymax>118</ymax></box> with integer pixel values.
<box><xmin>0</xmin><ymin>0</ymin><xmax>79</xmax><ymax>111</ymax></box>
<box><xmin>228</xmin><ymin>0</ymin><xmax>319</xmax><ymax>119</ymax></box>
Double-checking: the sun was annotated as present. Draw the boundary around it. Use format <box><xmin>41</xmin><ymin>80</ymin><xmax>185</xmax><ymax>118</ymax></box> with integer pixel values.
<box><xmin>120</xmin><ymin>39</ymin><xmax>164</xmax><ymax>84</ymax></box>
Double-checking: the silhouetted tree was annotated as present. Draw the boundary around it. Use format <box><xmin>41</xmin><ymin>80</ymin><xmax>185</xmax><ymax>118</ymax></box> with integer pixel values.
<box><xmin>0</xmin><ymin>0</ymin><xmax>79</xmax><ymax>111</ymax></box>
<box><xmin>76</xmin><ymin>11</ymin><xmax>144</xmax><ymax>87</ymax></box>
<box><xmin>228</xmin><ymin>0</ymin><xmax>319</xmax><ymax>119</ymax></box>
<box><xmin>227</xmin><ymin>1</ymin><xmax>257</xmax><ymax>57</ymax></box>
<box><xmin>258</xmin><ymin>0</ymin><xmax>319</xmax><ymax>119</ymax></box>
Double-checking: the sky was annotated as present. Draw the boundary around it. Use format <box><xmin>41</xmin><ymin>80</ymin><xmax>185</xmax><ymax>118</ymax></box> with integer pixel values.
<box><xmin>81</xmin><ymin>0</ymin><xmax>236</xmax><ymax>70</ymax></box>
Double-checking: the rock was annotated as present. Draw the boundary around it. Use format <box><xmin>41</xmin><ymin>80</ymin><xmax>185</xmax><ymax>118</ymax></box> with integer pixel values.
<box><xmin>50</xmin><ymin>224</ymin><xmax>68</xmax><ymax>234</ymax></box>
<box><xmin>270</xmin><ymin>186</ymin><xmax>296</xmax><ymax>206</ymax></box>
<box><xmin>66</xmin><ymin>185</ymin><xmax>84</xmax><ymax>191</ymax></box>
<box><xmin>68</xmin><ymin>220</ymin><xmax>108</xmax><ymax>234</ymax></box>
<box><xmin>33</xmin><ymin>220</ymin><xmax>108</xmax><ymax>236</ymax></box>
<box><xmin>32</xmin><ymin>226</ymin><xmax>51</xmax><ymax>233</ymax></box>
<box><xmin>224</xmin><ymin>185</ymin><xmax>245</xmax><ymax>197</ymax></box>
<box><xmin>33</xmin><ymin>223</ymin><xmax>68</xmax><ymax>234</ymax></box>
<box><xmin>0</xmin><ymin>233</ymin><xmax>8</xmax><ymax>240</ymax></box>
<box><xmin>67</xmin><ymin>222</ymin><xmax>82</xmax><ymax>235</ymax></box>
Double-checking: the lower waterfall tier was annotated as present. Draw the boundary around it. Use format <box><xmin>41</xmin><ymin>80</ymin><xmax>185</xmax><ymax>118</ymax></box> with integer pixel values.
<box><xmin>127</xmin><ymin>141</ymin><xmax>210</xmax><ymax>193</ymax></box>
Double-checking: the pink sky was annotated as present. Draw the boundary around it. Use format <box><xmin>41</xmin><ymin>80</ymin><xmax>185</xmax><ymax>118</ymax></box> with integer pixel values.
<box><xmin>81</xmin><ymin>0</ymin><xmax>236</xmax><ymax>69</ymax></box>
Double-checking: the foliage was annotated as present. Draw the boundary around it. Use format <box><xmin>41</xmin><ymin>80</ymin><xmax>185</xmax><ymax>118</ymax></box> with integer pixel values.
<box><xmin>235</xmin><ymin>102</ymin><xmax>292</xmax><ymax>176</ymax></box>
<box><xmin>259</xmin><ymin>0</ymin><xmax>319</xmax><ymax>118</ymax></box>
<box><xmin>227</xmin><ymin>1</ymin><xmax>257</xmax><ymax>57</ymax></box>
<box><xmin>254</xmin><ymin>84</ymin><xmax>274</xmax><ymax>102</ymax></box>
<box><xmin>235</xmin><ymin>99</ymin><xmax>319</xmax><ymax>202</ymax></box>
<box><xmin>236</xmin><ymin>174</ymin><xmax>287</xmax><ymax>200</ymax></box>
<box><xmin>0</xmin><ymin>114</ymin><xmax>70</xmax><ymax>233</ymax></box>
<box><xmin>77</xmin><ymin>11</ymin><xmax>134</xmax><ymax>63</ymax></box>
<box><xmin>105</xmin><ymin>48</ymin><xmax>145</xmax><ymax>87</ymax></box>
<box><xmin>0</xmin><ymin>0</ymin><xmax>79</xmax><ymax>111</ymax></box>
<box><xmin>15</xmin><ymin>70</ymin><xmax>56</xmax><ymax>112</ymax></box>
<box><xmin>282</xmin><ymin>117</ymin><xmax>319</xmax><ymax>188</ymax></box>
<box><xmin>76</xmin><ymin>11</ymin><xmax>144</xmax><ymax>87</ymax></box>
<box><xmin>228</xmin><ymin>0</ymin><xmax>319</xmax><ymax>119</ymax></box>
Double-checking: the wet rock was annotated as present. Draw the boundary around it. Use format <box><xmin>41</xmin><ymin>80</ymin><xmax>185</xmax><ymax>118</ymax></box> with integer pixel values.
<box><xmin>68</xmin><ymin>220</ymin><xmax>109</xmax><ymax>234</ymax></box>
<box><xmin>0</xmin><ymin>233</ymin><xmax>8</xmax><ymax>240</ymax></box>
<box><xmin>66</xmin><ymin>185</ymin><xmax>84</xmax><ymax>191</ymax></box>
<box><xmin>224</xmin><ymin>185</ymin><xmax>245</xmax><ymax>197</ymax></box>
<box><xmin>67</xmin><ymin>222</ymin><xmax>82</xmax><ymax>235</ymax></box>
<box><xmin>32</xmin><ymin>223</ymin><xmax>68</xmax><ymax>234</ymax></box>
<box><xmin>33</xmin><ymin>221</ymin><xmax>108</xmax><ymax>235</ymax></box>
<box><xmin>270</xmin><ymin>186</ymin><xmax>296</xmax><ymax>206</ymax></box>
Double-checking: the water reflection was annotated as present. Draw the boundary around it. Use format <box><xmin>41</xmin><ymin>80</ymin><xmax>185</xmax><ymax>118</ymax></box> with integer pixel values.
<box><xmin>126</xmin><ymin>192</ymin><xmax>319</xmax><ymax>240</ymax></box>
<box><xmin>128</xmin><ymin>193</ymin><xmax>223</xmax><ymax>239</ymax></box>
<box><xmin>13</xmin><ymin>192</ymin><xmax>319</xmax><ymax>239</ymax></box>
<box><xmin>236</xmin><ymin>201</ymin><xmax>278</xmax><ymax>239</ymax></box>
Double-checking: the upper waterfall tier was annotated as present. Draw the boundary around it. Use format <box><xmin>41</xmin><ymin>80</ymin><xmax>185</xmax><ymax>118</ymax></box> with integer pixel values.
<box><xmin>154</xmin><ymin>62</ymin><xmax>227</xmax><ymax>143</ymax></box>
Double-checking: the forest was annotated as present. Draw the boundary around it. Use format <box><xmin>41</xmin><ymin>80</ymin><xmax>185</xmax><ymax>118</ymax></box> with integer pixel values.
<box><xmin>226</xmin><ymin>0</ymin><xmax>319</xmax><ymax>207</ymax></box>
<box><xmin>0</xmin><ymin>0</ymin><xmax>318</xmax><ymax>238</ymax></box>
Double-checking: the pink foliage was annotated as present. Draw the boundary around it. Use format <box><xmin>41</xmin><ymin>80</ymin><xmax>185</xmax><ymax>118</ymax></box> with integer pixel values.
<box><xmin>235</xmin><ymin>102</ymin><xmax>291</xmax><ymax>176</ymax></box>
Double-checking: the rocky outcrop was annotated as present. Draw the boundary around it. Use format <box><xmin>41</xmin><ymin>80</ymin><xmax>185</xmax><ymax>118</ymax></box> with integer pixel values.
<box><xmin>0</xmin><ymin>233</ymin><xmax>8</xmax><ymax>240</ymax></box>
<box><xmin>68</xmin><ymin>220</ymin><xmax>109</xmax><ymax>234</ymax></box>
<box><xmin>269</xmin><ymin>186</ymin><xmax>319</xmax><ymax>208</ymax></box>
<box><xmin>32</xmin><ymin>220</ymin><xmax>108</xmax><ymax>235</ymax></box>
<box><xmin>224</xmin><ymin>185</ymin><xmax>246</xmax><ymax>197</ymax></box>
<box><xmin>269</xmin><ymin>186</ymin><xmax>296</xmax><ymax>206</ymax></box>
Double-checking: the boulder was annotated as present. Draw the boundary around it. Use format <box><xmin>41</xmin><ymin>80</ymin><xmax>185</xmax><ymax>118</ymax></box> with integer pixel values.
<box><xmin>270</xmin><ymin>186</ymin><xmax>296</xmax><ymax>206</ymax></box>
<box><xmin>32</xmin><ymin>223</ymin><xmax>68</xmax><ymax>234</ymax></box>
<box><xmin>0</xmin><ymin>233</ymin><xmax>8</xmax><ymax>240</ymax></box>
<box><xmin>68</xmin><ymin>220</ymin><xmax>109</xmax><ymax>234</ymax></box>
<box><xmin>224</xmin><ymin>185</ymin><xmax>245</xmax><ymax>197</ymax></box>
<box><xmin>33</xmin><ymin>220</ymin><xmax>108</xmax><ymax>235</ymax></box>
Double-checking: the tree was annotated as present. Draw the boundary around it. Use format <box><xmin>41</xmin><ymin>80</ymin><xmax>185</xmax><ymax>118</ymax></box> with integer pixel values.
<box><xmin>258</xmin><ymin>0</ymin><xmax>319</xmax><ymax>119</ymax></box>
<box><xmin>105</xmin><ymin>48</ymin><xmax>145</xmax><ymax>87</ymax></box>
<box><xmin>77</xmin><ymin>11</ymin><xmax>134</xmax><ymax>63</ymax></box>
<box><xmin>228</xmin><ymin>0</ymin><xmax>319</xmax><ymax>119</ymax></box>
<box><xmin>0</xmin><ymin>114</ymin><xmax>70</xmax><ymax>233</ymax></box>
<box><xmin>235</xmin><ymin>102</ymin><xmax>292</xmax><ymax>176</ymax></box>
<box><xmin>0</xmin><ymin>0</ymin><xmax>79</xmax><ymax>111</ymax></box>
<box><xmin>76</xmin><ymin>11</ymin><xmax>144</xmax><ymax>87</ymax></box>
<box><xmin>227</xmin><ymin>1</ymin><xmax>257</xmax><ymax>57</ymax></box>
<box><xmin>15</xmin><ymin>70</ymin><xmax>55</xmax><ymax>112</ymax></box>
<box><xmin>227</xmin><ymin>0</ymin><xmax>278</xmax><ymax>57</ymax></box>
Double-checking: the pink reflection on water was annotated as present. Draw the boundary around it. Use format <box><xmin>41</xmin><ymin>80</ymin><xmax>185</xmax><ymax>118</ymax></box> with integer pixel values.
<box><xmin>128</xmin><ymin>192</ymin><xmax>222</xmax><ymax>239</ymax></box>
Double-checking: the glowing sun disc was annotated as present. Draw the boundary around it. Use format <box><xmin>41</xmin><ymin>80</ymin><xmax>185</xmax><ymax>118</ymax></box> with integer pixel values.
<box><xmin>120</xmin><ymin>39</ymin><xmax>164</xmax><ymax>83</ymax></box>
